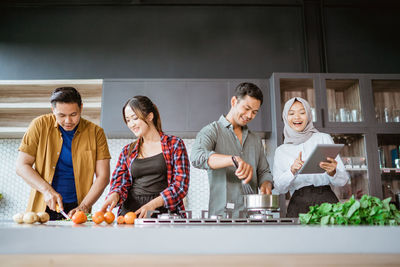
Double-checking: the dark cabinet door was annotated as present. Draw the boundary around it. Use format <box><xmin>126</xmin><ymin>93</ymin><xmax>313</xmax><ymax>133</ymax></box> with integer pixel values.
<box><xmin>186</xmin><ymin>81</ymin><xmax>229</xmax><ymax>132</ymax></box>
<box><xmin>101</xmin><ymin>80</ymin><xmax>146</xmax><ymax>138</ymax></box>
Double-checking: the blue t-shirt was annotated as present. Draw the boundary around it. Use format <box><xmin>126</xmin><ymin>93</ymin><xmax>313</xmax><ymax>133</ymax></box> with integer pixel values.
<box><xmin>52</xmin><ymin>125</ymin><xmax>78</xmax><ymax>203</ymax></box>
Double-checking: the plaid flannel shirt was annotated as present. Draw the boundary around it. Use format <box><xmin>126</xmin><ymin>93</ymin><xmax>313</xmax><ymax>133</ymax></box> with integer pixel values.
<box><xmin>108</xmin><ymin>132</ymin><xmax>190</xmax><ymax>214</ymax></box>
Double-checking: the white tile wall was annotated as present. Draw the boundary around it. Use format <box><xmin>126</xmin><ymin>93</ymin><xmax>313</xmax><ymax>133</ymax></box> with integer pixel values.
<box><xmin>0</xmin><ymin>139</ymin><xmax>31</xmax><ymax>220</ymax></box>
<box><xmin>0</xmin><ymin>138</ymin><xmax>209</xmax><ymax>220</ymax></box>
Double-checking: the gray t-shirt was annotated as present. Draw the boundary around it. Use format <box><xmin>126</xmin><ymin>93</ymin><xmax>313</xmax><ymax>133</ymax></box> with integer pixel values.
<box><xmin>190</xmin><ymin>115</ymin><xmax>273</xmax><ymax>217</ymax></box>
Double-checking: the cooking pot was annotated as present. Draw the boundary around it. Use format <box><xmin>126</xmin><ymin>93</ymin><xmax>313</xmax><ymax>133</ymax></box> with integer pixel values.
<box><xmin>243</xmin><ymin>194</ymin><xmax>279</xmax><ymax>210</ymax></box>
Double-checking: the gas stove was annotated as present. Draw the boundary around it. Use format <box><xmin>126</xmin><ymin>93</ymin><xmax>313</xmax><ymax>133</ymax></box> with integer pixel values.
<box><xmin>134</xmin><ymin>209</ymin><xmax>299</xmax><ymax>225</ymax></box>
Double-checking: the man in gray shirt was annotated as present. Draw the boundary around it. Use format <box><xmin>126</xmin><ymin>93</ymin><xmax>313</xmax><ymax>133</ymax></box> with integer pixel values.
<box><xmin>191</xmin><ymin>82</ymin><xmax>273</xmax><ymax>217</ymax></box>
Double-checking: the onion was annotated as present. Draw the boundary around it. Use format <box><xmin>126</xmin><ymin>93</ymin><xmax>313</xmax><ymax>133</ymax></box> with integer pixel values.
<box><xmin>23</xmin><ymin>212</ymin><xmax>37</xmax><ymax>224</ymax></box>
<box><xmin>12</xmin><ymin>213</ymin><xmax>24</xmax><ymax>224</ymax></box>
<box><xmin>37</xmin><ymin>212</ymin><xmax>50</xmax><ymax>223</ymax></box>
<box><xmin>33</xmin><ymin>213</ymin><xmax>39</xmax><ymax>223</ymax></box>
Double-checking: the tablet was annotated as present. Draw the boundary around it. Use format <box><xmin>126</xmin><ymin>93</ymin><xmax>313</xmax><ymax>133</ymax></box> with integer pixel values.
<box><xmin>297</xmin><ymin>144</ymin><xmax>344</xmax><ymax>174</ymax></box>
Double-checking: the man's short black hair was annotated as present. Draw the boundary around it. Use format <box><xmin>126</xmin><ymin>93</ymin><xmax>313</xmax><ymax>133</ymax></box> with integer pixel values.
<box><xmin>234</xmin><ymin>82</ymin><xmax>263</xmax><ymax>105</ymax></box>
<box><xmin>50</xmin><ymin>87</ymin><xmax>82</xmax><ymax>108</ymax></box>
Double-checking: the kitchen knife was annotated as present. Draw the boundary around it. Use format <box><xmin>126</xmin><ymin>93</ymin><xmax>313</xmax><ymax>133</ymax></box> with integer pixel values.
<box><xmin>56</xmin><ymin>204</ymin><xmax>71</xmax><ymax>220</ymax></box>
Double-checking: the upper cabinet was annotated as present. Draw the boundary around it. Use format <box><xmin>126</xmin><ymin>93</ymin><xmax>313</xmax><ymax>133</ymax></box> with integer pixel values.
<box><xmin>269</xmin><ymin>73</ymin><xmax>399</xmax><ymax>139</ymax></box>
<box><xmin>269</xmin><ymin>73</ymin><xmax>400</xmax><ymax>208</ymax></box>
<box><xmin>370</xmin><ymin>77</ymin><xmax>400</xmax><ymax>127</ymax></box>
<box><xmin>319</xmin><ymin>74</ymin><xmax>367</xmax><ymax>127</ymax></box>
<box><xmin>101</xmin><ymin>79</ymin><xmax>271</xmax><ymax>138</ymax></box>
<box><xmin>0</xmin><ymin>80</ymin><xmax>103</xmax><ymax>138</ymax></box>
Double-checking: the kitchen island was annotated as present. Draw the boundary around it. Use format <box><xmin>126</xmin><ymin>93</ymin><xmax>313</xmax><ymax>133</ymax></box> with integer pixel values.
<box><xmin>1</xmin><ymin>220</ymin><xmax>400</xmax><ymax>266</ymax></box>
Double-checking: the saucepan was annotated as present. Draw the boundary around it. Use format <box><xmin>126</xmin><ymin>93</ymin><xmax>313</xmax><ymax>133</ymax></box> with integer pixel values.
<box><xmin>243</xmin><ymin>194</ymin><xmax>279</xmax><ymax>210</ymax></box>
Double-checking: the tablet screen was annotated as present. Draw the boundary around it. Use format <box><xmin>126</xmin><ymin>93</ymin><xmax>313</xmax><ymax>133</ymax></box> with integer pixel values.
<box><xmin>297</xmin><ymin>144</ymin><xmax>344</xmax><ymax>174</ymax></box>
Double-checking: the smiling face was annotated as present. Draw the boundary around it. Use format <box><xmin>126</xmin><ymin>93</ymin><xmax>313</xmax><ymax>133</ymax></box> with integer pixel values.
<box><xmin>52</xmin><ymin>102</ymin><xmax>82</xmax><ymax>131</ymax></box>
<box><xmin>124</xmin><ymin>105</ymin><xmax>152</xmax><ymax>138</ymax></box>
<box><xmin>231</xmin><ymin>95</ymin><xmax>261</xmax><ymax>127</ymax></box>
<box><xmin>287</xmin><ymin>100</ymin><xmax>308</xmax><ymax>132</ymax></box>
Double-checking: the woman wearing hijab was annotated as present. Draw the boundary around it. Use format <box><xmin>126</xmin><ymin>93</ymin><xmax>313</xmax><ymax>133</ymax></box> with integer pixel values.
<box><xmin>273</xmin><ymin>97</ymin><xmax>349</xmax><ymax>217</ymax></box>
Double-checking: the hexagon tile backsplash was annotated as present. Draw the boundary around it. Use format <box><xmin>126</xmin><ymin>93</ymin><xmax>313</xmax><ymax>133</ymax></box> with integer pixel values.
<box><xmin>0</xmin><ymin>139</ymin><xmax>210</xmax><ymax>220</ymax></box>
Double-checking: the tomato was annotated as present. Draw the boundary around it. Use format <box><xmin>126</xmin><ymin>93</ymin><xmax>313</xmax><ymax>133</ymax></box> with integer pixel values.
<box><xmin>72</xmin><ymin>211</ymin><xmax>87</xmax><ymax>224</ymax></box>
<box><xmin>117</xmin><ymin>215</ymin><xmax>125</xmax><ymax>224</ymax></box>
<box><xmin>124</xmin><ymin>212</ymin><xmax>136</xmax><ymax>224</ymax></box>
<box><xmin>104</xmin><ymin>211</ymin><xmax>115</xmax><ymax>224</ymax></box>
<box><xmin>92</xmin><ymin>211</ymin><xmax>105</xmax><ymax>224</ymax></box>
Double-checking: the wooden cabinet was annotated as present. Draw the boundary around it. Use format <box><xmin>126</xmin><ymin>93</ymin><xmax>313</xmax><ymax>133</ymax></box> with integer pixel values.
<box><xmin>371</xmin><ymin>77</ymin><xmax>400</xmax><ymax>126</ymax></box>
<box><xmin>269</xmin><ymin>73</ymin><xmax>400</xmax><ymax>214</ymax></box>
<box><xmin>101</xmin><ymin>79</ymin><xmax>271</xmax><ymax>138</ymax></box>
<box><xmin>0</xmin><ymin>80</ymin><xmax>102</xmax><ymax>138</ymax></box>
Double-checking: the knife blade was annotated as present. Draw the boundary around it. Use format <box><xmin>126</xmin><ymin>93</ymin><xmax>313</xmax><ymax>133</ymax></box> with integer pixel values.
<box><xmin>59</xmin><ymin>209</ymin><xmax>71</xmax><ymax>220</ymax></box>
<box><xmin>56</xmin><ymin>204</ymin><xmax>71</xmax><ymax>220</ymax></box>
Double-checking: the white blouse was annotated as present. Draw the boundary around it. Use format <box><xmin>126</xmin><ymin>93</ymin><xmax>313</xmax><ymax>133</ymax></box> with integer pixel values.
<box><xmin>272</xmin><ymin>132</ymin><xmax>349</xmax><ymax>195</ymax></box>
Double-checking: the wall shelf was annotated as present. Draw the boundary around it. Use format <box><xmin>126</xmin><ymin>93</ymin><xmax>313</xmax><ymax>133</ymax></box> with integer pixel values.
<box><xmin>0</xmin><ymin>80</ymin><xmax>103</xmax><ymax>138</ymax></box>
<box><xmin>381</xmin><ymin>168</ymin><xmax>400</xmax><ymax>173</ymax></box>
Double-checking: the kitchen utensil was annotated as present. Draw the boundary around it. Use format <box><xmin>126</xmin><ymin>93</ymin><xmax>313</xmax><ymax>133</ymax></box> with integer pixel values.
<box><xmin>342</xmin><ymin>157</ymin><xmax>352</xmax><ymax>169</ymax></box>
<box><xmin>378</xmin><ymin>147</ymin><xmax>386</xmax><ymax>168</ymax></box>
<box><xmin>311</xmin><ymin>107</ymin><xmax>316</xmax><ymax>122</ymax></box>
<box><xmin>56</xmin><ymin>204</ymin><xmax>71</xmax><ymax>220</ymax></box>
<box><xmin>243</xmin><ymin>194</ymin><xmax>280</xmax><ymax>210</ymax></box>
<box><xmin>339</xmin><ymin>108</ymin><xmax>348</xmax><ymax>122</ymax></box>
<box><xmin>329</xmin><ymin>108</ymin><xmax>337</xmax><ymax>122</ymax></box>
<box><xmin>232</xmin><ymin>156</ymin><xmax>254</xmax><ymax>195</ymax></box>
<box><xmin>59</xmin><ymin>210</ymin><xmax>70</xmax><ymax>220</ymax></box>
<box><xmin>351</xmin><ymin>109</ymin><xmax>360</xmax><ymax>122</ymax></box>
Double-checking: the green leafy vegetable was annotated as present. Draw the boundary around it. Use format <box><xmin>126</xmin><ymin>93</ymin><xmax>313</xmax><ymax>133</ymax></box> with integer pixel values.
<box><xmin>86</xmin><ymin>213</ymin><xmax>93</xmax><ymax>221</ymax></box>
<box><xmin>299</xmin><ymin>195</ymin><xmax>400</xmax><ymax>226</ymax></box>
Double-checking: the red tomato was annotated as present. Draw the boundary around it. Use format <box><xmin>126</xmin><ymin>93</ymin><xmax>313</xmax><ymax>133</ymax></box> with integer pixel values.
<box><xmin>72</xmin><ymin>211</ymin><xmax>87</xmax><ymax>224</ymax></box>
<box><xmin>104</xmin><ymin>211</ymin><xmax>115</xmax><ymax>224</ymax></box>
<box><xmin>92</xmin><ymin>211</ymin><xmax>105</xmax><ymax>224</ymax></box>
<box><xmin>124</xmin><ymin>212</ymin><xmax>136</xmax><ymax>224</ymax></box>
<box><xmin>117</xmin><ymin>215</ymin><xmax>125</xmax><ymax>224</ymax></box>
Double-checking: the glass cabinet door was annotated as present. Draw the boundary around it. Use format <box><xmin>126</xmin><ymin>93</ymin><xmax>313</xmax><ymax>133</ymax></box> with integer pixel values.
<box><xmin>372</xmin><ymin>80</ymin><xmax>400</xmax><ymax>123</ymax></box>
<box><xmin>324</xmin><ymin>79</ymin><xmax>363</xmax><ymax>123</ymax></box>
<box><xmin>330</xmin><ymin>134</ymin><xmax>369</xmax><ymax>201</ymax></box>
<box><xmin>378</xmin><ymin>134</ymin><xmax>400</xmax><ymax>208</ymax></box>
<box><xmin>279</xmin><ymin>78</ymin><xmax>317</xmax><ymax>122</ymax></box>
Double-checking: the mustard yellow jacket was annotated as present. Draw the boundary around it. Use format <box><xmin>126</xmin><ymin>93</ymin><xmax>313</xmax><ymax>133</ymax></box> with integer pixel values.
<box><xmin>19</xmin><ymin>114</ymin><xmax>111</xmax><ymax>212</ymax></box>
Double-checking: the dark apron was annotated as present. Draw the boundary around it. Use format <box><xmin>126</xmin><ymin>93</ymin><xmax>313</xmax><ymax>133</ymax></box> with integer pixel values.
<box><xmin>286</xmin><ymin>185</ymin><xmax>339</xmax><ymax>218</ymax></box>
<box><xmin>119</xmin><ymin>153</ymin><xmax>169</xmax><ymax>217</ymax></box>
<box><xmin>119</xmin><ymin>192</ymin><xmax>168</xmax><ymax>217</ymax></box>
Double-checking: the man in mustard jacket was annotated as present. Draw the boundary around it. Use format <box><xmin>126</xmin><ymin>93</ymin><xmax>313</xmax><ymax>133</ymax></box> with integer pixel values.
<box><xmin>16</xmin><ymin>87</ymin><xmax>111</xmax><ymax>220</ymax></box>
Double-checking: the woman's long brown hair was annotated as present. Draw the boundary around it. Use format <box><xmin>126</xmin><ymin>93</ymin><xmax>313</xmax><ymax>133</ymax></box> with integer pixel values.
<box><xmin>122</xmin><ymin>95</ymin><xmax>163</xmax><ymax>156</ymax></box>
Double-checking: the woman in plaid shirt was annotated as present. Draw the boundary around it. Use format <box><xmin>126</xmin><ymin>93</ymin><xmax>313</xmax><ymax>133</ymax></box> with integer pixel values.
<box><xmin>101</xmin><ymin>96</ymin><xmax>190</xmax><ymax>218</ymax></box>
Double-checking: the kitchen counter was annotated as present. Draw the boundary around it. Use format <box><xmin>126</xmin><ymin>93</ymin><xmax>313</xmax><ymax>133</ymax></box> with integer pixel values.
<box><xmin>1</xmin><ymin>220</ymin><xmax>400</xmax><ymax>254</ymax></box>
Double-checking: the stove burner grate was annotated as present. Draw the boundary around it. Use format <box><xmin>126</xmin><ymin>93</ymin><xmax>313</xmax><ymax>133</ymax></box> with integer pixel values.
<box><xmin>135</xmin><ymin>217</ymin><xmax>299</xmax><ymax>225</ymax></box>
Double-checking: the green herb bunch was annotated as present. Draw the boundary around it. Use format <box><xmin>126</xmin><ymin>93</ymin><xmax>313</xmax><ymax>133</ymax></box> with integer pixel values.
<box><xmin>299</xmin><ymin>195</ymin><xmax>400</xmax><ymax>226</ymax></box>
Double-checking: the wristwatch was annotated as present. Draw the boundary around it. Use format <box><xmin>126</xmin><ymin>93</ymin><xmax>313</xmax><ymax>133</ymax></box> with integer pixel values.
<box><xmin>232</xmin><ymin>156</ymin><xmax>239</xmax><ymax>168</ymax></box>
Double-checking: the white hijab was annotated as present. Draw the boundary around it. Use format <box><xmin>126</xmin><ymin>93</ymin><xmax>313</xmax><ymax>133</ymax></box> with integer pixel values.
<box><xmin>283</xmin><ymin>97</ymin><xmax>319</xmax><ymax>145</ymax></box>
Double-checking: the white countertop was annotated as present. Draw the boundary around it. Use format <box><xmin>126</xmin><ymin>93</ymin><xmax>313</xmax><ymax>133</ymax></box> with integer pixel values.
<box><xmin>1</xmin><ymin>220</ymin><xmax>400</xmax><ymax>254</ymax></box>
